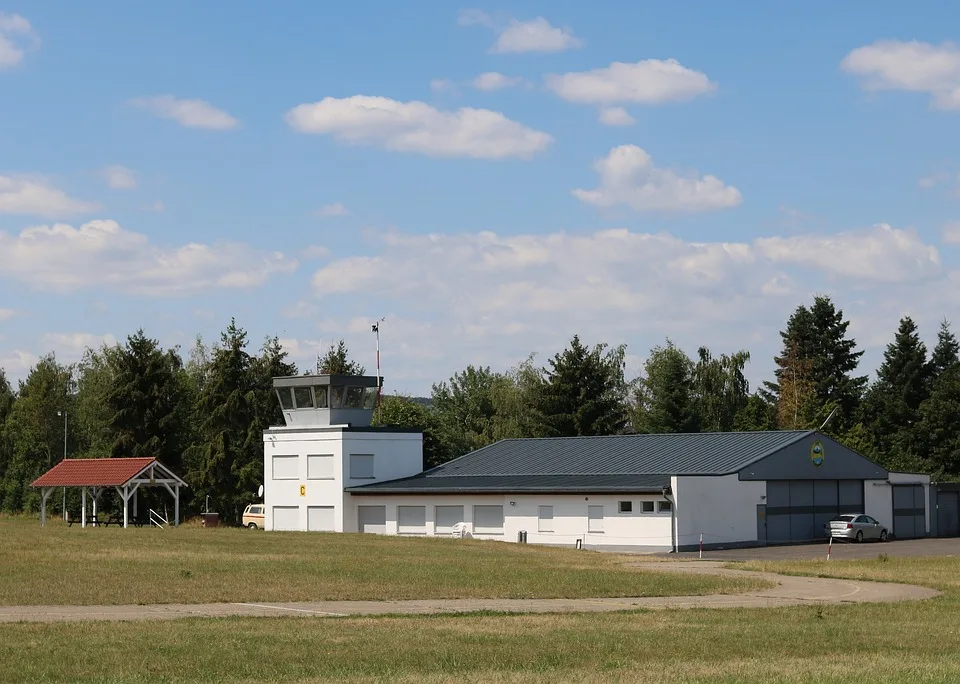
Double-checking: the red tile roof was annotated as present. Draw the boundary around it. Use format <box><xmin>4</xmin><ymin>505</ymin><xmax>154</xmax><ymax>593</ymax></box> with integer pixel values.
<box><xmin>31</xmin><ymin>458</ymin><xmax>157</xmax><ymax>487</ymax></box>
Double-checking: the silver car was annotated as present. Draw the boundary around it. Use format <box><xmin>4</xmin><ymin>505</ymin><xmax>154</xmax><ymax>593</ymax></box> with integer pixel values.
<box><xmin>825</xmin><ymin>514</ymin><xmax>888</xmax><ymax>542</ymax></box>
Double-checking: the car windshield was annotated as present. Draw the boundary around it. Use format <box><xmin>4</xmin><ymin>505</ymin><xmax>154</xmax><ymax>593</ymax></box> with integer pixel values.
<box><xmin>832</xmin><ymin>515</ymin><xmax>857</xmax><ymax>522</ymax></box>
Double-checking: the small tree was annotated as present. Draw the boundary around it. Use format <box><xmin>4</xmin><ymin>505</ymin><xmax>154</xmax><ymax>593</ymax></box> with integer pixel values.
<box><xmin>317</xmin><ymin>340</ymin><xmax>365</xmax><ymax>375</ymax></box>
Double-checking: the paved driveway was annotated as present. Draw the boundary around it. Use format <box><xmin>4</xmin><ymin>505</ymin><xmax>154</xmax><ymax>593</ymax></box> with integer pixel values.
<box><xmin>674</xmin><ymin>537</ymin><xmax>960</xmax><ymax>562</ymax></box>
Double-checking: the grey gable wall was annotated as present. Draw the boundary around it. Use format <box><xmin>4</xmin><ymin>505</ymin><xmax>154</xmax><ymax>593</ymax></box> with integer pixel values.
<box><xmin>738</xmin><ymin>432</ymin><xmax>888</xmax><ymax>481</ymax></box>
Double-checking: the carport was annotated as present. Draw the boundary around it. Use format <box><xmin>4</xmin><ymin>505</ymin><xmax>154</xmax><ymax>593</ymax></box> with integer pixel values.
<box><xmin>31</xmin><ymin>458</ymin><xmax>187</xmax><ymax>528</ymax></box>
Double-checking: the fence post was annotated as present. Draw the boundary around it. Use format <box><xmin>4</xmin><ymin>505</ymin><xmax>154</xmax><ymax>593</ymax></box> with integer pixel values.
<box><xmin>827</xmin><ymin>535</ymin><xmax>832</xmax><ymax>561</ymax></box>
<box><xmin>699</xmin><ymin>532</ymin><xmax>703</xmax><ymax>559</ymax></box>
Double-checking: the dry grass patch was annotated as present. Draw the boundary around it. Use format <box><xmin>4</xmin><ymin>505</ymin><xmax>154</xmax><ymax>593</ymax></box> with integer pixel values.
<box><xmin>0</xmin><ymin>516</ymin><xmax>765</xmax><ymax>605</ymax></box>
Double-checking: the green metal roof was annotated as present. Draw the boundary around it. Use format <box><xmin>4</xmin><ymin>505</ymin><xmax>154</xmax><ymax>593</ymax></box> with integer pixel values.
<box><xmin>348</xmin><ymin>430</ymin><xmax>813</xmax><ymax>494</ymax></box>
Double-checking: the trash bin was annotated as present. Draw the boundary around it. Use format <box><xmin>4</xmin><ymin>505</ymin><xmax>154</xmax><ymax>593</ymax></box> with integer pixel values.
<box><xmin>201</xmin><ymin>512</ymin><xmax>219</xmax><ymax>528</ymax></box>
<box><xmin>517</xmin><ymin>530</ymin><xmax>528</xmax><ymax>543</ymax></box>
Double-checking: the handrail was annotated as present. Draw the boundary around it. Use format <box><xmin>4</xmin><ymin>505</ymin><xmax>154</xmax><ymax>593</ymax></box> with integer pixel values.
<box><xmin>149</xmin><ymin>508</ymin><xmax>168</xmax><ymax>529</ymax></box>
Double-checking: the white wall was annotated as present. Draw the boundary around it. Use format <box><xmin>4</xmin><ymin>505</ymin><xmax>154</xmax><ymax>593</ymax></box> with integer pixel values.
<box><xmin>344</xmin><ymin>493</ymin><xmax>674</xmax><ymax>549</ymax></box>
<box><xmin>867</xmin><ymin>472</ymin><xmax>932</xmax><ymax>534</ymax></box>
<box><xmin>673</xmin><ymin>474</ymin><xmax>766</xmax><ymax>549</ymax></box>
<box><xmin>263</xmin><ymin>427</ymin><xmax>423</xmax><ymax>532</ymax></box>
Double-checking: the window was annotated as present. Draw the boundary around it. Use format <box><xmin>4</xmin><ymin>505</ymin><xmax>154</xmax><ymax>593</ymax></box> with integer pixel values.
<box><xmin>314</xmin><ymin>386</ymin><xmax>329</xmax><ymax>408</ymax></box>
<box><xmin>293</xmin><ymin>386</ymin><xmax>314</xmax><ymax>409</ymax></box>
<box><xmin>330</xmin><ymin>386</ymin><xmax>344</xmax><ymax>408</ymax></box>
<box><xmin>588</xmin><ymin>505</ymin><xmax>604</xmax><ymax>532</ymax></box>
<box><xmin>397</xmin><ymin>506</ymin><xmax>427</xmax><ymax>535</ymax></box>
<box><xmin>307</xmin><ymin>506</ymin><xmax>335</xmax><ymax>532</ymax></box>
<box><xmin>618</xmin><ymin>501</ymin><xmax>633</xmax><ymax>514</ymax></box>
<box><xmin>473</xmin><ymin>505</ymin><xmax>504</xmax><ymax>534</ymax></box>
<box><xmin>658</xmin><ymin>500</ymin><xmax>672</xmax><ymax>513</ymax></box>
<box><xmin>538</xmin><ymin>505</ymin><xmax>554</xmax><ymax>532</ymax></box>
<box><xmin>276</xmin><ymin>388</ymin><xmax>294</xmax><ymax>410</ymax></box>
<box><xmin>435</xmin><ymin>505</ymin><xmax>464</xmax><ymax>534</ymax></box>
<box><xmin>344</xmin><ymin>386</ymin><xmax>364</xmax><ymax>408</ymax></box>
<box><xmin>307</xmin><ymin>454</ymin><xmax>335</xmax><ymax>480</ymax></box>
<box><xmin>641</xmin><ymin>501</ymin><xmax>655</xmax><ymax>513</ymax></box>
<box><xmin>272</xmin><ymin>454</ymin><xmax>298</xmax><ymax>480</ymax></box>
<box><xmin>363</xmin><ymin>387</ymin><xmax>379</xmax><ymax>409</ymax></box>
<box><xmin>349</xmin><ymin>454</ymin><xmax>374</xmax><ymax>479</ymax></box>
<box><xmin>272</xmin><ymin>506</ymin><xmax>299</xmax><ymax>531</ymax></box>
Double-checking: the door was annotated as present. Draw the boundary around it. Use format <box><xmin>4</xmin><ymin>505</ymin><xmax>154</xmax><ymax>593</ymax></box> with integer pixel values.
<box><xmin>893</xmin><ymin>485</ymin><xmax>925</xmax><ymax>539</ymax></box>
<box><xmin>938</xmin><ymin>492</ymin><xmax>960</xmax><ymax>537</ymax></box>
<box><xmin>756</xmin><ymin>505</ymin><xmax>767</xmax><ymax>545</ymax></box>
<box><xmin>357</xmin><ymin>505</ymin><xmax>386</xmax><ymax>534</ymax></box>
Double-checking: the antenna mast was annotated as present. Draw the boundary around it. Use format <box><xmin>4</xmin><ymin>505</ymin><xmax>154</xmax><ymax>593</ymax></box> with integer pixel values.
<box><xmin>371</xmin><ymin>317</ymin><xmax>385</xmax><ymax>422</ymax></box>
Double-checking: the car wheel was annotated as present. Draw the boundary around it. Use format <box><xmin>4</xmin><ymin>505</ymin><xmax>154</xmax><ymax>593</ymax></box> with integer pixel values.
<box><xmin>880</xmin><ymin>529</ymin><xmax>888</xmax><ymax>542</ymax></box>
<box><xmin>855</xmin><ymin>530</ymin><xmax>863</xmax><ymax>543</ymax></box>
<box><xmin>247</xmin><ymin>522</ymin><xmax>258</xmax><ymax>530</ymax></box>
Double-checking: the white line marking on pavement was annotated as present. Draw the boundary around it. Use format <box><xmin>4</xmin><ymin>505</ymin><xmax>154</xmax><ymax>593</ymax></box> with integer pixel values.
<box><xmin>231</xmin><ymin>602</ymin><xmax>348</xmax><ymax>617</ymax></box>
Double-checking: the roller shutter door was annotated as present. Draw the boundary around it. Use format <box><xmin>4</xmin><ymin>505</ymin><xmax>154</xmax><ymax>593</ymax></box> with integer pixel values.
<box><xmin>357</xmin><ymin>505</ymin><xmax>386</xmax><ymax>534</ymax></box>
<box><xmin>893</xmin><ymin>485</ymin><xmax>926</xmax><ymax>539</ymax></box>
<box><xmin>938</xmin><ymin>492</ymin><xmax>960</xmax><ymax>538</ymax></box>
<box><xmin>765</xmin><ymin>480</ymin><xmax>864</xmax><ymax>543</ymax></box>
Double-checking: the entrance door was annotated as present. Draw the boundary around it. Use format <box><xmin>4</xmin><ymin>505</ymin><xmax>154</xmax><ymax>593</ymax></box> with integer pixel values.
<box><xmin>893</xmin><ymin>485</ymin><xmax>926</xmax><ymax>539</ymax></box>
<box><xmin>357</xmin><ymin>505</ymin><xmax>386</xmax><ymax>534</ymax></box>
<box><xmin>756</xmin><ymin>505</ymin><xmax>767</xmax><ymax>545</ymax></box>
<box><xmin>938</xmin><ymin>491</ymin><xmax>959</xmax><ymax>538</ymax></box>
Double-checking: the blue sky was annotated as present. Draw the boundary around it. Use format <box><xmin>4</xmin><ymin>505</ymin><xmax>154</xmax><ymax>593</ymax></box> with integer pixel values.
<box><xmin>2</xmin><ymin>1</ymin><xmax>960</xmax><ymax>395</ymax></box>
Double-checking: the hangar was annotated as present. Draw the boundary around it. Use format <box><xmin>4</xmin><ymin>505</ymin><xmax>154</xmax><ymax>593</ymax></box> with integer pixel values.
<box><xmin>262</xmin><ymin>373</ymin><xmax>931</xmax><ymax>550</ymax></box>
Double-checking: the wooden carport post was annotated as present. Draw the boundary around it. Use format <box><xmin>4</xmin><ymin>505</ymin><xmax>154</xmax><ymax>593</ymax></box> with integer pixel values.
<box><xmin>40</xmin><ymin>487</ymin><xmax>52</xmax><ymax>527</ymax></box>
<box><xmin>81</xmin><ymin>487</ymin><xmax>87</xmax><ymax>528</ymax></box>
<box><xmin>115</xmin><ymin>483</ymin><xmax>140</xmax><ymax>529</ymax></box>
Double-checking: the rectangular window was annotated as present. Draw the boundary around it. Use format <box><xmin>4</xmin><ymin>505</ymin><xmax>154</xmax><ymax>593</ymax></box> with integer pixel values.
<box><xmin>330</xmin><ymin>386</ymin><xmax>344</xmax><ymax>408</ymax></box>
<box><xmin>271</xmin><ymin>454</ymin><xmax>298</xmax><ymax>480</ymax></box>
<box><xmin>293</xmin><ymin>386</ymin><xmax>314</xmax><ymax>409</ymax></box>
<box><xmin>588</xmin><ymin>505</ymin><xmax>604</xmax><ymax>533</ymax></box>
<box><xmin>363</xmin><ymin>387</ymin><xmax>379</xmax><ymax>409</ymax></box>
<box><xmin>435</xmin><ymin>505</ymin><xmax>464</xmax><ymax>534</ymax></box>
<box><xmin>397</xmin><ymin>506</ymin><xmax>427</xmax><ymax>535</ymax></box>
<box><xmin>314</xmin><ymin>386</ymin><xmax>329</xmax><ymax>408</ymax></box>
<box><xmin>658</xmin><ymin>500</ymin><xmax>673</xmax><ymax>513</ymax></box>
<box><xmin>618</xmin><ymin>501</ymin><xmax>633</xmax><ymax>513</ymax></box>
<box><xmin>538</xmin><ymin>505</ymin><xmax>554</xmax><ymax>532</ymax></box>
<box><xmin>473</xmin><ymin>505</ymin><xmax>504</xmax><ymax>535</ymax></box>
<box><xmin>344</xmin><ymin>386</ymin><xmax>365</xmax><ymax>408</ymax></box>
<box><xmin>641</xmin><ymin>501</ymin><xmax>655</xmax><ymax>513</ymax></box>
<box><xmin>349</xmin><ymin>454</ymin><xmax>374</xmax><ymax>479</ymax></box>
<box><xmin>272</xmin><ymin>506</ymin><xmax>299</xmax><ymax>531</ymax></box>
<box><xmin>276</xmin><ymin>388</ymin><xmax>294</xmax><ymax>410</ymax></box>
<box><xmin>307</xmin><ymin>454</ymin><xmax>335</xmax><ymax>480</ymax></box>
<box><xmin>307</xmin><ymin>506</ymin><xmax>335</xmax><ymax>532</ymax></box>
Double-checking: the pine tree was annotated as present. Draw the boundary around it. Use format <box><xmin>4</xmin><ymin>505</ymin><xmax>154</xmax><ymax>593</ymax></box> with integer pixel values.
<box><xmin>633</xmin><ymin>340</ymin><xmax>699</xmax><ymax>434</ymax></box>
<box><xmin>317</xmin><ymin>340</ymin><xmax>365</xmax><ymax>375</ymax></box>
<box><xmin>917</xmin><ymin>366</ymin><xmax>960</xmax><ymax>479</ymax></box>
<box><xmin>929</xmin><ymin>319</ymin><xmax>960</xmax><ymax>383</ymax></box>
<box><xmin>535</xmin><ymin>335</ymin><xmax>628</xmax><ymax>437</ymax></box>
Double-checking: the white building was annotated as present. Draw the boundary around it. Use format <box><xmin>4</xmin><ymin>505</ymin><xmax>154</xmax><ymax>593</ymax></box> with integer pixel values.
<box><xmin>263</xmin><ymin>373</ymin><xmax>931</xmax><ymax>551</ymax></box>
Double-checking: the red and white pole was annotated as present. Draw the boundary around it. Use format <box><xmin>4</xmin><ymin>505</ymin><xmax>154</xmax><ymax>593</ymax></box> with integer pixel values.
<box><xmin>827</xmin><ymin>536</ymin><xmax>833</xmax><ymax>561</ymax></box>
<box><xmin>699</xmin><ymin>532</ymin><xmax>703</xmax><ymax>559</ymax></box>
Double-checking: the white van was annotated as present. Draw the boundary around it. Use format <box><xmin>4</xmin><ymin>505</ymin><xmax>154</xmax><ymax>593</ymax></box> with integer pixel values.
<box><xmin>242</xmin><ymin>504</ymin><xmax>265</xmax><ymax>529</ymax></box>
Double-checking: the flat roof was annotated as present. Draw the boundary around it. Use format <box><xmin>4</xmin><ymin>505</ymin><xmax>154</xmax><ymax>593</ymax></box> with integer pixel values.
<box><xmin>274</xmin><ymin>374</ymin><xmax>381</xmax><ymax>388</ymax></box>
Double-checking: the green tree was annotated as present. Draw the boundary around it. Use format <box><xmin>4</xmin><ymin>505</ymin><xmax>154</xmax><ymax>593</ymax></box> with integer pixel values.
<box><xmin>318</xmin><ymin>340</ymin><xmax>365</xmax><ymax>375</ymax></box>
<box><xmin>929</xmin><ymin>319</ymin><xmax>960</xmax><ymax>382</ymax></box>
<box><xmin>534</xmin><ymin>335</ymin><xmax>628</xmax><ymax>437</ymax></box>
<box><xmin>373</xmin><ymin>394</ymin><xmax>454</xmax><ymax>468</ymax></box>
<box><xmin>249</xmin><ymin>336</ymin><xmax>298</xmax><ymax>437</ymax></box>
<box><xmin>73</xmin><ymin>343</ymin><xmax>122</xmax><ymax>459</ymax></box>
<box><xmin>859</xmin><ymin>317</ymin><xmax>931</xmax><ymax>469</ymax></box>
<box><xmin>917</xmin><ymin>366</ymin><xmax>960</xmax><ymax>480</ymax></box>
<box><xmin>765</xmin><ymin>295</ymin><xmax>866</xmax><ymax>429</ymax></box>
<box><xmin>0</xmin><ymin>368</ymin><xmax>16</xmax><ymax>486</ymax></box>
<box><xmin>431</xmin><ymin>365</ymin><xmax>502</xmax><ymax>454</ymax></box>
<box><xmin>633</xmin><ymin>340</ymin><xmax>699</xmax><ymax>434</ymax></box>
<box><xmin>1</xmin><ymin>355</ymin><xmax>74</xmax><ymax>512</ymax></box>
<box><xmin>186</xmin><ymin>320</ymin><xmax>259</xmax><ymax>524</ymax></box>
<box><xmin>732</xmin><ymin>393</ymin><xmax>778</xmax><ymax>431</ymax></box>
<box><xmin>694</xmin><ymin>347</ymin><xmax>751</xmax><ymax>432</ymax></box>
<box><xmin>107</xmin><ymin>331</ymin><xmax>189</xmax><ymax>471</ymax></box>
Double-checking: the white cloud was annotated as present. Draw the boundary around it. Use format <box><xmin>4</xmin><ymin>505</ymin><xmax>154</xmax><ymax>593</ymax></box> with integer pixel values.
<box><xmin>304</xmin><ymin>223</ymin><xmax>950</xmax><ymax>394</ymax></box>
<box><xmin>103</xmin><ymin>165</ymin><xmax>137</xmax><ymax>189</ymax></box>
<box><xmin>491</xmin><ymin>17</ymin><xmax>581</xmax><ymax>54</ymax></box>
<box><xmin>0</xmin><ymin>308</ymin><xmax>17</xmax><ymax>322</ymax></box>
<box><xmin>0</xmin><ymin>350</ymin><xmax>36</xmax><ymax>378</ymax></box>
<box><xmin>314</xmin><ymin>203</ymin><xmax>349</xmax><ymax>217</ymax></box>
<box><xmin>545</xmin><ymin>59</ymin><xmax>716</xmax><ymax>105</ymax></box>
<box><xmin>42</xmin><ymin>332</ymin><xmax>118</xmax><ymax>359</ymax></box>
<box><xmin>0</xmin><ymin>219</ymin><xmax>298</xmax><ymax>296</ymax></box>
<box><xmin>131</xmin><ymin>95</ymin><xmax>239</xmax><ymax>130</ymax></box>
<box><xmin>841</xmin><ymin>40</ymin><xmax>960</xmax><ymax>110</ymax></box>
<box><xmin>919</xmin><ymin>171</ymin><xmax>950</xmax><ymax>188</ymax></box>
<box><xmin>598</xmin><ymin>106</ymin><xmax>635</xmax><ymax>126</ymax></box>
<box><xmin>472</xmin><ymin>72</ymin><xmax>524</xmax><ymax>91</ymax></box>
<box><xmin>0</xmin><ymin>176</ymin><xmax>99</xmax><ymax>218</ymax></box>
<box><xmin>0</xmin><ymin>12</ymin><xmax>38</xmax><ymax>69</ymax></box>
<box><xmin>943</xmin><ymin>221</ymin><xmax>960</xmax><ymax>244</ymax></box>
<box><xmin>430</xmin><ymin>78</ymin><xmax>455</xmax><ymax>93</ymax></box>
<box><xmin>571</xmin><ymin>145</ymin><xmax>742</xmax><ymax>213</ymax></box>
<box><xmin>458</xmin><ymin>10</ymin><xmax>580</xmax><ymax>54</ymax></box>
<box><xmin>281</xmin><ymin>300</ymin><xmax>320</xmax><ymax>319</ymax></box>
<box><xmin>147</xmin><ymin>200</ymin><xmax>165</xmax><ymax>212</ymax></box>
<box><xmin>285</xmin><ymin>95</ymin><xmax>552</xmax><ymax>159</ymax></box>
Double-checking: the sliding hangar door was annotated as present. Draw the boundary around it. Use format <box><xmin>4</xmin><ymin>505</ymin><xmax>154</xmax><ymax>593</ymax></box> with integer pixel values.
<box><xmin>764</xmin><ymin>479</ymin><xmax>863</xmax><ymax>544</ymax></box>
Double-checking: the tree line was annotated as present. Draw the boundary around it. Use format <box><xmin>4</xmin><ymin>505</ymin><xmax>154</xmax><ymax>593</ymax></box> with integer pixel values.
<box><xmin>2</xmin><ymin>296</ymin><xmax>959</xmax><ymax>522</ymax></box>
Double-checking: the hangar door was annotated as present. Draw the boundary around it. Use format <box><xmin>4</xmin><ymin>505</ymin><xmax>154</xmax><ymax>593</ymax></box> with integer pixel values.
<box><xmin>938</xmin><ymin>491</ymin><xmax>960</xmax><ymax>538</ymax></box>
<box><xmin>765</xmin><ymin>480</ymin><xmax>863</xmax><ymax>544</ymax></box>
<box><xmin>893</xmin><ymin>485</ymin><xmax>926</xmax><ymax>539</ymax></box>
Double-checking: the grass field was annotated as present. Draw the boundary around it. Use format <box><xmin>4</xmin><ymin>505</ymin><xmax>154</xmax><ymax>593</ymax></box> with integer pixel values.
<box><xmin>0</xmin><ymin>516</ymin><xmax>763</xmax><ymax>605</ymax></box>
<box><xmin>0</xmin><ymin>554</ymin><xmax>957</xmax><ymax>683</ymax></box>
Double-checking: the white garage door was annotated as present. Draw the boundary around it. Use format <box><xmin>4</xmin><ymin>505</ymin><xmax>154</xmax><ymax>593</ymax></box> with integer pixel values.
<box><xmin>307</xmin><ymin>506</ymin><xmax>335</xmax><ymax>532</ymax></box>
<box><xmin>358</xmin><ymin>505</ymin><xmax>386</xmax><ymax>534</ymax></box>
<box><xmin>273</xmin><ymin>506</ymin><xmax>300</xmax><ymax>531</ymax></box>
